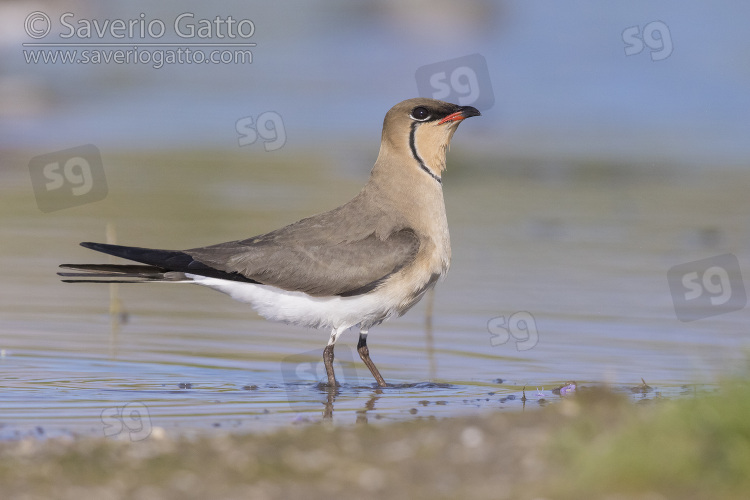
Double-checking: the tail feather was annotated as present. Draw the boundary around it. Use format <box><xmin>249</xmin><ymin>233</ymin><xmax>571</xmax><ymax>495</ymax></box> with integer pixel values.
<box><xmin>60</xmin><ymin>279</ymin><xmax>177</xmax><ymax>283</ymax></box>
<box><xmin>59</xmin><ymin>263</ymin><xmax>167</xmax><ymax>275</ymax></box>
<box><xmin>58</xmin><ymin>263</ymin><xmax>189</xmax><ymax>283</ymax></box>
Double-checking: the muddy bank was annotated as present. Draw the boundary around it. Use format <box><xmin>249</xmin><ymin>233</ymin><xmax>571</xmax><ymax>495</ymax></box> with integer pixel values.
<box><xmin>2</xmin><ymin>380</ymin><xmax>748</xmax><ymax>500</ymax></box>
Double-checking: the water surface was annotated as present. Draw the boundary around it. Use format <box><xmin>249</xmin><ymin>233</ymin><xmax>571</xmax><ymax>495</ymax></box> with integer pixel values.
<box><xmin>1</xmin><ymin>151</ymin><xmax>748</xmax><ymax>439</ymax></box>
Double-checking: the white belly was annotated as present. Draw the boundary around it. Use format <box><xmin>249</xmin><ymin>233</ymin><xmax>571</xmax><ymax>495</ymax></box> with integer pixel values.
<box><xmin>186</xmin><ymin>274</ymin><xmax>403</xmax><ymax>331</ymax></box>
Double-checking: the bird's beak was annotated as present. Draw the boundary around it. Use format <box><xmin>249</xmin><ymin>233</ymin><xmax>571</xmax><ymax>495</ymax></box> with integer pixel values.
<box><xmin>438</xmin><ymin>106</ymin><xmax>481</xmax><ymax>125</ymax></box>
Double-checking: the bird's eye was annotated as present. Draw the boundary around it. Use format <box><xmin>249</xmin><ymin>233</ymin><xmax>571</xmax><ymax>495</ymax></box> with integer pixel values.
<box><xmin>410</xmin><ymin>107</ymin><xmax>430</xmax><ymax>121</ymax></box>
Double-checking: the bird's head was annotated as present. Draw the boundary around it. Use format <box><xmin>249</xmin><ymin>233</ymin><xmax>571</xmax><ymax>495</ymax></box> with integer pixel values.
<box><xmin>377</xmin><ymin>98</ymin><xmax>480</xmax><ymax>183</ymax></box>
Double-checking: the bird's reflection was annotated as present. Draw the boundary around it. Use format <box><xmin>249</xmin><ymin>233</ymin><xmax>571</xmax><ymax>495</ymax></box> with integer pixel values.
<box><xmin>322</xmin><ymin>386</ymin><xmax>337</xmax><ymax>419</ymax></box>
<box><xmin>320</xmin><ymin>386</ymin><xmax>384</xmax><ymax>422</ymax></box>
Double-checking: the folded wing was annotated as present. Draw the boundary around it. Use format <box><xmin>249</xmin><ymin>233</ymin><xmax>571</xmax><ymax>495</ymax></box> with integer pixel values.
<box><xmin>63</xmin><ymin>227</ymin><xmax>420</xmax><ymax>297</ymax></box>
<box><xmin>187</xmin><ymin>227</ymin><xmax>419</xmax><ymax>297</ymax></box>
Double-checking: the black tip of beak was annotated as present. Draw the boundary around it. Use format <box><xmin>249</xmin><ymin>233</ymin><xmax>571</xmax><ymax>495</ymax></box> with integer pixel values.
<box><xmin>437</xmin><ymin>105</ymin><xmax>482</xmax><ymax>124</ymax></box>
<box><xmin>458</xmin><ymin>106</ymin><xmax>481</xmax><ymax>118</ymax></box>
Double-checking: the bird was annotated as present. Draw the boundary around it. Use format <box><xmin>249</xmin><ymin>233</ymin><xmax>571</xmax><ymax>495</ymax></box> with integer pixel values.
<box><xmin>59</xmin><ymin>98</ymin><xmax>481</xmax><ymax>387</ymax></box>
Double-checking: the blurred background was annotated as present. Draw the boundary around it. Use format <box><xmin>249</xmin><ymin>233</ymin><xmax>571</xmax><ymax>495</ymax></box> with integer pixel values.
<box><xmin>1</xmin><ymin>0</ymin><xmax>749</xmax><ymax>166</ymax></box>
<box><xmin>0</xmin><ymin>0</ymin><xmax>749</xmax><ymax>435</ymax></box>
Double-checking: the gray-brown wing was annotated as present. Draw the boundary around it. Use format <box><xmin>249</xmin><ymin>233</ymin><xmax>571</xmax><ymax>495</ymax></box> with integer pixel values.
<box><xmin>185</xmin><ymin>228</ymin><xmax>419</xmax><ymax>297</ymax></box>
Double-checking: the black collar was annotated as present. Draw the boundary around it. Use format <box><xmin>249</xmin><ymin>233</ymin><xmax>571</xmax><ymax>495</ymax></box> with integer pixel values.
<box><xmin>409</xmin><ymin>122</ymin><xmax>442</xmax><ymax>184</ymax></box>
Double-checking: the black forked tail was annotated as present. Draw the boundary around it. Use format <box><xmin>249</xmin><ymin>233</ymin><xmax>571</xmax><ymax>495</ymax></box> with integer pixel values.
<box><xmin>58</xmin><ymin>242</ymin><xmax>195</xmax><ymax>283</ymax></box>
<box><xmin>59</xmin><ymin>242</ymin><xmax>260</xmax><ymax>284</ymax></box>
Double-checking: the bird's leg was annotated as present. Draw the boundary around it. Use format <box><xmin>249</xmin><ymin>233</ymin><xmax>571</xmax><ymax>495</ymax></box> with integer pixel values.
<box><xmin>357</xmin><ymin>330</ymin><xmax>387</xmax><ymax>387</ymax></box>
<box><xmin>323</xmin><ymin>327</ymin><xmax>345</xmax><ymax>387</ymax></box>
<box><xmin>323</xmin><ymin>344</ymin><xmax>337</xmax><ymax>387</ymax></box>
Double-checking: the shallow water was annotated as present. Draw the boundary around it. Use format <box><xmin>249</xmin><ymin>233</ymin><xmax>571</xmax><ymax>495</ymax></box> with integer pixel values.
<box><xmin>1</xmin><ymin>151</ymin><xmax>748</xmax><ymax>439</ymax></box>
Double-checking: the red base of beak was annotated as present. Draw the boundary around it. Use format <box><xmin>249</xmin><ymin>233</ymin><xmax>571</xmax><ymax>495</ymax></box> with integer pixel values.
<box><xmin>438</xmin><ymin>111</ymin><xmax>466</xmax><ymax>124</ymax></box>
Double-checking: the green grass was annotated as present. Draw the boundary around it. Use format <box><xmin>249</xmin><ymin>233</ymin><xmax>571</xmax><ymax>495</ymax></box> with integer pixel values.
<box><xmin>548</xmin><ymin>380</ymin><xmax>750</xmax><ymax>500</ymax></box>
